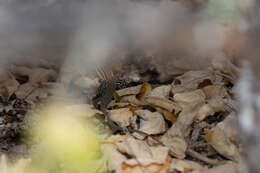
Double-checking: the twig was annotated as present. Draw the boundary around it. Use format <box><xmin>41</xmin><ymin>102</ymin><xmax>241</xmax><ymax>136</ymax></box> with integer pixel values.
<box><xmin>186</xmin><ymin>148</ymin><xmax>223</xmax><ymax>166</ymax></box>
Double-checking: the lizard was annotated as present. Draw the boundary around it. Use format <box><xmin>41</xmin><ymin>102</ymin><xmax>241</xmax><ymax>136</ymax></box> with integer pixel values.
<box><xmin>92</xmin><ymin>67</ymin><xmax>165</xmax><ymax>146</ymax></box>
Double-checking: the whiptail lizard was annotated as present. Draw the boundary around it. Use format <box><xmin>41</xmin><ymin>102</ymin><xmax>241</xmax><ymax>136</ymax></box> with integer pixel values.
<box><xmin>93</xmin><ymin>67</ymin><xmax>165</xmax><ymax>146</ymax></box>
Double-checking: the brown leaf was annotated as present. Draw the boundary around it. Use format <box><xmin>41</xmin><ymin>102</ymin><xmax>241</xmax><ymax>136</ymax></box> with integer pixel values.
<box><xmin>104</xmin><ymin>144</ymin><xmax>127</xmax><ymax>173</ymax></box>
<box><xmin>174</xmin><ymin>89</ymin><xmax>205</xmax><ymax>108</ymax></box>
<box><xmin>217</xmin><ymin>112</ymin><xmax>239</xmax><ymax>146</ymax></box>
<box><xmin>211</xmin><ymin>54</ymin><xmax>240</xmax><ymax>81</ymax></box>
<box><xmin>121</xmin><ymin>95</ymin><xmax>148</xmax><ymax>106</ymax></box>
<box><xmin>202</xmin><ymin>85</ymin><xmax>228</xmax><ymax>100</ymax></box>
<box><xmin>197</xmin><ymin>96</ymin><xmax>225</xmax><ymax>121</ymax></box>
<box><xmin>0</xmin><ymin>72</ymin><xmax>19</xmax><ymax>101</ymax></box>
<box><xmin>135</xmin><ymin>110</ymin><xmax>166</xmax><ymax>135</ymax></box>
<box><xmin>156</xmin><ymin>107</ymin><xmax>178</xmax><ymax>124</ymax></box>
<box><xmin>116</xmin><ymin>85</ymin><xmax>143</xmax><ymax>97</ymax></box>
<box><xmin>136</xmin><ymin>82</ymin><xmax>152</xmax><ymax>100</ymax></box>
<box><xmin>11</xmin><ymin>66</ymin><xmax>57</xmax><ymax>84</ymax></box>
<box><xmin>161</xmin><ymin>103</ymin><xmax>202</xmax><ymax>158</ymax></box>
<box><xmin>172</xmin><ymin>70</ymin><xmax>216</xmax><ymax>93</ymax></box>
<box><xmin>205</xmin><ymin>127</ymin><xmax>241</xmax><ymax>163</ymax></box>
<box><xmin>148</xmin><ymin>85</ymin><xmax>172</xmax><ymax>99</ymax></box>
<box><xmin>169</xmin><ymin>159</ymin><xmax>206</xmax><ymax>173</ymax></box>
<box><xmin>202</xmin><ymin>162</ymin><xmax>238</xmax><ymax>173</ymax></box>
<box><xmin>117</xmin><ymin>136</ymin><xmax>169</xmax><ymax>166</ymax></box>
<box><xmin>145</xmin><ymin>96</ymin><xmax>181</xmax><ymax>113</ymax></box>
<box><xmin>110</xmin><ymin>108</ymin><xmax>134</xmax><ymax>128</ymax></box>
<box><xmin>114</xmin><ymin>92</ymin><xmax>122</xmax><ymax>102</ymax></box>
<box><xmin>122</xmin><ymin>155</ymin><xmax>172</xmax><ymax>173</ymax></box>
<box><xmin>15</xmin><ymin>83</ymin><xmax>35</xmax><ymax>99</ymax></box>
<box><xmin>29</xmin><ymin>68</ymin><xmax>57</xmax><ymax>83</ymax></box>
<box><xmin>161</xmin><ymin>133</ymin><xmax>187</xmax><ymax>159</ymax></box>
<box><xmin>198</xmin><ymin>79</ymin><xmax>213</xmax><ymax>89</ymax></box>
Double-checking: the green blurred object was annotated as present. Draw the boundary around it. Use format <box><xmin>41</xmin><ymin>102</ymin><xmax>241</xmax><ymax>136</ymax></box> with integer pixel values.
<box><xmin>205</xmin><ymin>0</ymin><xmax>240</xmax><ymax>22</ymax></box>
<box><xmin>26</xmin><ymin>103</ymin><xmax>108</xmax><ymax>173</ymax></box>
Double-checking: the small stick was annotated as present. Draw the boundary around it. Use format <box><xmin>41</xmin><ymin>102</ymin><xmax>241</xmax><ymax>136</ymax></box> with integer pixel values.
<box><xmin>186</xmin><ymin>148</ymin><xmax>224</xmax><ymax>166</ymax></box>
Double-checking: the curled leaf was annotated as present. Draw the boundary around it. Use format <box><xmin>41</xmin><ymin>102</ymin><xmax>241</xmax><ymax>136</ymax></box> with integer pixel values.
<box><xmin>136</xmin><ymin>82</ymin><xmax>152</xmax><ymax>100</ymax></box>
<box><xmin>148</xmin><ymin>85</ymin><xmax>172</xmax><ymax>99</ymax></box>
<box><xmin>145</xmin><ymin>96</ymin><xmax>181</xmax><ymax>113</ymax></box>
<box><xmin>174</xmin><ymin>89</ymin><xmax>206</xmax><ymax>107</ymax></box>
<box><xmin>114</xmin><ymin>92</ymin><xmax>122</xmax><ymax>102</ymax></box>
<box><xmin>202</xmin><ymin>85</ymin><xmax>228</xmax><ymax>100</ymax></box>
<box><xmin>198</xmin><ymin>79</ymin><xmax>213</xmax><ymax>89</ymax></box>
<box><xmin>122</xmin><ymin>155</ymin><xmax>172</xmax><ymax>173</ymax></box>
<box><xmin>169</xmin><ymin>159</ymin><xmax>206</xmax><ymax>173</ymax></box>
<box><xmin>0</xmin><ymin>72</ymin><xmax>19</xmax><ymax>101</ymax></box>
<box><xmin>117</xmin><ymin>136</ymin><xmax>169</xmax><ymax>166</ymax></box>
<box><xmin>202</xmin><ymin>162</ymin><xmax>238</xmax><ymax>173</ymax></box>
<box><xmin>172</xmin><ymin>70</ymin><xmax>216</xmax><ymax>93</ymax></box>
<box><xmin>121</xmin><ymin>95</ymin><xmax>148</xmax><ymax>106</ymax></box>
<box><xmin>135</xmin><ymin>110</ymin><xmax>166</xmax><ymax>135</ymax></box>
<box><xmin>110</xmin><ymin>108</ymin><xmax>134</xmax><ymax>128</ymax></box>
<box><xmin>205</xmin><ymin>127</ymin><xmax>241</xmax><ymax>162</ymax></box>
<box><xmin>116</xmin><ymin>85</ymin><xmax>142</xmax><ymax>97</ymax></box>
<box><xmin>156</xmin><ymin>107</ymin><xmax>178</xmax><ymax>124</ymax></box>
<box><xmin>197</xmin><ymin>96</ymin><xmax>225</xmax><ymax>121</ymax></box>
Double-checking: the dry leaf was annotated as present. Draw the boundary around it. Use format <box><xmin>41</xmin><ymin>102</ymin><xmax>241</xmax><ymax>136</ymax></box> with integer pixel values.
<box><xmin>0</xmin><ymin>72</ymin><xmax>19</xmax><ymax>101</ymax></box>
<box><xmin>202</xmin><ymin>162</ymin><xmax>238</xmax><ymax>173</ymax></box>
<box><xmin>197</xmin><ymin>96</ymin><xmax>225</xmax><ymax>121</ymax></box>
<box><xmin>15</xmin><ymin>83</ymin><xmax>35</xmax><ymax>99</ymax></box>
<box><xmin>122</xmin><ymin>155</ymin><xmax>172</xmax><ymax>173</ymax></box>
<box><xmin>148</xmin><ymin>85</ymin><xmax>172</xmax><ymax>99</ymax></box>
<box><xmin>202</xmin><ymin>85</ymin><xmax>228</xmax><ymax>100</ymax></box>
<box><xmin>11</xmin><ymin>66</ymin><xmax>57</xmax><ymax>84</ymax></box>
<box><xmin>106</xmin><ymin>135</ymin><xmax>127</xmax><ymax>144</ymax></box>
<box><xmin>110</xmin><ymin>108</ymin><xmax>134</xmax><ymax>128</ymax></box>
<box><xmin>174</xmin><ymin>103</ymin><xmax>203</xmax><ymax>136</ymax></box>
<box><xmin>10</xmin><ymin>66</ymin><xmax>32</xmax><ymax>77</ymax></box>
<box><xmin>0</xmin><ymin>155</ymin><xmax>7</xmax><ymax>173</ymax></box>
<box><xmin>145</xmin><ymin>96</ymin><xmax>181</xmax><ymax>113</ymax></box>
<box><xmin>120</xmin><ymin>95</ymin><xmax>148</xmax><ymax>106</ymax></box>
<box><xmin>114</xmin><ymin>92</ymin><xmax>122</xmax><ymax>102</ymax></box>
<box><xmin>108</xmin><ymin>101</ymin><xmax>133</xmax><ymax>108</ymax></box>
<box><xmin>104</xmin><ymin>144</ymin><xmax>127</xmax><ymax>173</ymax></box>
<box><xmin>211</xmin><ymin>54</ymin><xmax>240</xmax><ymax>81</ymax></box>
<box><xmin>136</xmin><ymin>82</ymin><xmax>152</xmax><ymax>100</ymax></box>
<box><xmin>156</xmin><ymin>107</ymin><xmax>178</xmax><ymax>124</ymax></box>
<box><xmin>29</xmin><ymin>68</ymin><xmax>57</xmax><ymax>83</ymax></box>
<box><xmin>12</xmin><ymin>66</ymin><xmax>57</xmax><ymax>99</ymax></box>
<box><xmin>117</xmin><ymin>136</ymin><xmax>169</xmax><ymax>166</ymax></box>
<box><xmin>161</xmin><ymin>133</ymin><xmax>187</xmax><ymax>159</ymax></box>
<box><xmin>25</xmin><ymin>88</ymin><xmax>49</xmax><ymax>102</ymax></box>
<box><xmin>161</xmin><ymin>103</ymin><xmax>202</xmax><ymax>158</ymax></box>
<box><xmin>172</xmin><ymin>70</ymin><xmax>216</xmax><ymax>93</ymax></box>
<box><xmin>116</xmin><ymin>85</ymin><xmax>142</xmax><ymax>97</ymax></box>
<box><xmin>135</xmin><ymin>110</ymin><xmax>166</xmax><ymax>135</ymax></box>
<box><xmin>174</xmin><ymin>89</ymin><xmax>205</xmax><ymax>107</ymax></box>
<box><xmin>217</xmin><ymin>112</ymin><xmax>239</xmax><ymax>145</ymax></box>
<box><xmin>169</xmin><ymin>159</ymin><xmax>206</xmax><ymax>173</ymax></box>
<box><xmin>197</xmin><ymin>79</ymin><xmax>213</xmax><ymax>89</ymax></box>
<box><xmin>205</xmin><ymin>127</ymin><xmax>241</xmax><ymax>162</ymax></box>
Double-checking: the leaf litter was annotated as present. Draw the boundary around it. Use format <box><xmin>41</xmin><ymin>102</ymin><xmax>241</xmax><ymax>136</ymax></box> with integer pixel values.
<box><xmin>0</xmin><ymin>56</ymin><xmax>246</xmax><ymax>173</ymax></box>
<box><xmin>96</xmin><ymin>64</ymin><xmax>243</xmax><ymax>173</ymax></box>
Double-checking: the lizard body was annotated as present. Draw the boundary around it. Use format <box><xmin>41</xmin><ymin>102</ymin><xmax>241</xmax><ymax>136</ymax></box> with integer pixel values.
<box><xmin>93</xmin><ymin>68</ymin><xmax>164</xmax><ymax>146</ymax></box>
